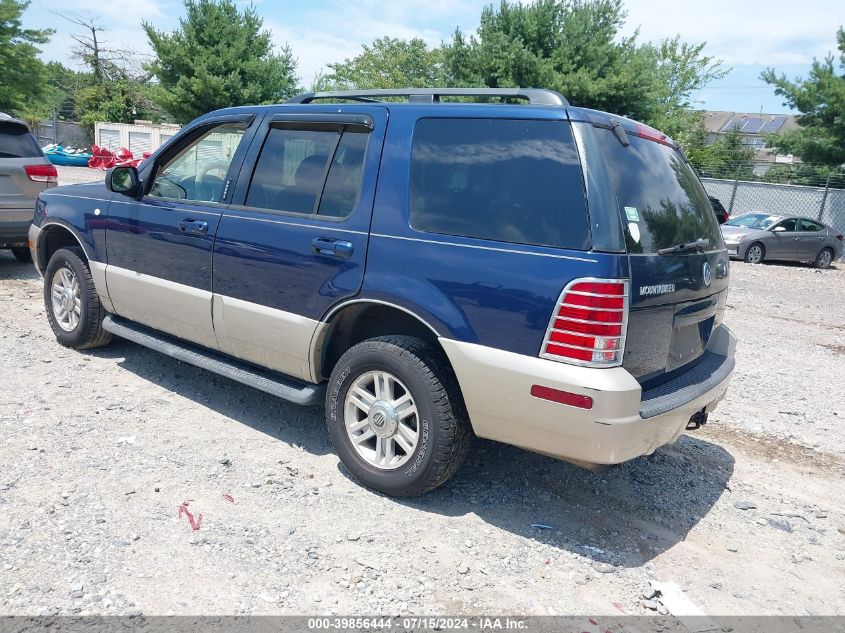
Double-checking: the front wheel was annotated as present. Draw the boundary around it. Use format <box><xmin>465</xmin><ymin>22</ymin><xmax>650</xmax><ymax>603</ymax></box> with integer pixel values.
<box><xmin>325</xmin><ymin>335</ymin><xmax>471</xmax><ymax>497</ymax></box>
<box><xmin>744</xmin><ymin>243</ymin><xmax>765</xmax><ymax>264</ymax></box>
<box><xmin>43</xmin><ymin>247</ymin><xmax>112</xmax><ymax>349</ymax></box>
<box><xmin>814</xmin><ymin>247</ymin><xmax>834</xmax><ymax>269</ymax></box>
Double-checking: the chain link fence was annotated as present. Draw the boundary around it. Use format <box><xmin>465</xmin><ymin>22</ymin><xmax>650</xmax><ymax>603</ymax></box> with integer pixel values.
<box><xmin>691</xmin><ymin>161</ymin><xmax>845</xmax><ymax>241</ymax></box>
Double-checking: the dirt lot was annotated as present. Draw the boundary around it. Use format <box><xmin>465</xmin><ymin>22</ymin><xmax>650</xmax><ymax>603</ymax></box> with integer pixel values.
<box><xmin>1</xmin><ymin>180</ymin><xmax>844</xmax><ymax>617</ymax></box>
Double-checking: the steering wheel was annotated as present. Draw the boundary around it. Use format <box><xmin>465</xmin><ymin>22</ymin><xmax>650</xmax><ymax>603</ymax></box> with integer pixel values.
<box><xmin>196</xmin><ymin>160</ymin><xmax>230</xmax><ymax>201</ymax></box>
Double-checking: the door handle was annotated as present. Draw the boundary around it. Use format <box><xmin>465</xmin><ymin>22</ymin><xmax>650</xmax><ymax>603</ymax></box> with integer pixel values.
<box><xmin>311</xmin><ymin>237</ymin><xmax>354</xmax><ymax>258</ymax></box>
<box><xmin>179</xmin><ymin>218</ymin><xmax>208</xmax><ymax>235</ymax></box>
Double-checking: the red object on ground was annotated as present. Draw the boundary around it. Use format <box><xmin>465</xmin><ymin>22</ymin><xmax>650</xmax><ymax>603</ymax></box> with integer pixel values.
<box><xmin>223</xmin><ymin>494</ymin><xmax>235</xmax><ymax>503</ymax></box>
<box><xmin>177</xmin><ymin>500</ymin><xmax>203</xmax><ymax>531</ymax></box>
<box><xmin>87</xmin><ymin>144</ymin><xmax>149</xmax><ymax>170</ymax></box>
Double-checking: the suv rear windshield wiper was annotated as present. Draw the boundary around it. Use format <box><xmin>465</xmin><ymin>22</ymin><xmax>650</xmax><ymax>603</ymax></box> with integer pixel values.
<box><xmin>657</xmin><ymin>238</ymin><xmax>710</xmax><ymax>256</ymax></box>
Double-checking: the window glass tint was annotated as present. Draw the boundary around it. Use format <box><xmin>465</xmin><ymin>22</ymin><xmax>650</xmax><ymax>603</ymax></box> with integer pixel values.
<box><xmin>593</xmin><ymin>130</ymin><xmax>723</xmax><ymax>254</ymax></box>
<box><xmin>319</xmin><ymin>131</ymin><xmax>368</xmax><ymax>218</ymax></box>
<box><xmin>148</xmin><ymin>122</ymin><xmax>246</xmax><ymax>202</ymax></box>
<box><xmin>245</xmin><ymin>126</ymin><xmax>367</xmax><ymax>218</ymax></box>
<box><xmin>775</xmin><ymin>218</ymin><xmax>798</xmax><ymax>231</ymax></box>
<box><xmin>0</xmin><ymin>123</ymin><xmax>41</xmax><ymax>158</ymax></box>
<box><xmin>799</xmin><ymin>219</ymin><xmax>823</xmax><ymax>232</ymax></box>
<box><xmin>410</xmin><ymin>118</ymin><xmax>590</xmax><ymax>250</ymax></box>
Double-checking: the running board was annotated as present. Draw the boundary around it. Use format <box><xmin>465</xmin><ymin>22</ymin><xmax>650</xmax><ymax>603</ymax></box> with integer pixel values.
<box><xmin>102</xmin><ymin>315</ymin><xmax>324</xmax><ymax>406</ymax></box>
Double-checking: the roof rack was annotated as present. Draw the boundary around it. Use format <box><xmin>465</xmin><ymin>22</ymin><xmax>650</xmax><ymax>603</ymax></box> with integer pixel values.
<box><xmin>287</xmin><ymin>88</ymin><xmax>568</xmax><ymax>106</ymax></box>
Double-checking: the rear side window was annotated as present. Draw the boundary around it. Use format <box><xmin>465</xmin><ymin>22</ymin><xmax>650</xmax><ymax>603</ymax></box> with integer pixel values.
<box><xmin>245</xmin><ymin>126</ymin><xmax>367</xmax><ymax>218</ymax></box>
<box><xmin>410</xmin><ymin>118</ymin><xmax>590</xmax><ymax>250</ymax></box>
<box><xmin>593</xmin><ymin>130</ymin><xmax>723</xmax><ymax>254</ymax></box>
<box><xmin>799</xmin><ymin>219</ymin><xmax>824</xmax><ymax>232</ymax></box>
<box><xmin>0</xmin><ymin>122</ymin><xmax>41</xmax><ymax>158</ymax></box>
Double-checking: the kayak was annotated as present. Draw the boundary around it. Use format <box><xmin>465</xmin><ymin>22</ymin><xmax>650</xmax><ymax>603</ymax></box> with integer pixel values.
<box><xmin>42</xmin><ymin>144</ymin><xmax>93</xmax><ymax>167</ymax></box>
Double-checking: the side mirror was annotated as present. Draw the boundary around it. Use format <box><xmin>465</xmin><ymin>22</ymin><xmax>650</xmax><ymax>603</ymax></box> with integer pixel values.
<box><xmin>106</xmin><ymin>166</ymin><xmax>140</xmax><ymax>196</ymax></box>
<box><xmin>772</xmin><ymin>226</ymin><xmax>786</xmax><ymax>232</ymax></box>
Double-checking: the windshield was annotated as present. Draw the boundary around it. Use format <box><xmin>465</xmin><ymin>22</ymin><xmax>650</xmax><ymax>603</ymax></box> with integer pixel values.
<box><xmin>725</xmin><ymin>213</ymin><xmax>781</xmax><ymax>230</ymax></box>
<box><xmin>592</xmin><ymin>130</ymin><xmax>723</xmax><ymax>254</ymax></box>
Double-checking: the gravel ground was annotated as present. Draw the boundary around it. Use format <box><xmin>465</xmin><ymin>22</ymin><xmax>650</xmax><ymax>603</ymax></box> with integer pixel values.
<box><xmin>1</xmin><ymin>176</ymin><xmax>844</xmax><ymax>617</ymax></box>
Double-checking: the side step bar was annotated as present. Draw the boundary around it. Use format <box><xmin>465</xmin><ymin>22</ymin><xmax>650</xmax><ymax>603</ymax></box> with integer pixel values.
<box><xmin>102</xmin><ymin>315</ymin><xmax>325</xmax><ymax>406</ymax></box>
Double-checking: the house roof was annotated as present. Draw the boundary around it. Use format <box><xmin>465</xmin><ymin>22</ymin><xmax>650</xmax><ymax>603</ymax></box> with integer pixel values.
<box><xmin>702</xmin><ymin>111</ymin><xmax>800</xmax><ymax>135</ymax></box>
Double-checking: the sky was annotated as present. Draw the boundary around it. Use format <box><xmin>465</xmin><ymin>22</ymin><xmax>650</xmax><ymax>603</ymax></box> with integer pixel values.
<box><xmin>22</xmin><ymin>0</ymin><xmax>843</xmax><ymax>115</ymax></box>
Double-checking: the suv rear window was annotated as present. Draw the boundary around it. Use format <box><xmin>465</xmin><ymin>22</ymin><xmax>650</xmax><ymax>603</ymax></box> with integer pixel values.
<box><xmin>0</xmin><ymin>122</ymin><xmax>41</xmax><ymax>158</ymax></box>
<box><xmin>410</xmin><ymin>118</ymin><xmax>590</xmax><ymax>250</ymax></box>
<box><xmin>593</xmin><ymin>130</ymin><xmax>723</xmax><ymax>254</ymax></box>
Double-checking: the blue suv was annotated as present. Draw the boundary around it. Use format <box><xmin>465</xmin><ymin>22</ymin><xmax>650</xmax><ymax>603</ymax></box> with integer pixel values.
<box><xmin>29</xmin><ymin>88</ymin><xmax>736</xmax><ymax>496</ymax></box>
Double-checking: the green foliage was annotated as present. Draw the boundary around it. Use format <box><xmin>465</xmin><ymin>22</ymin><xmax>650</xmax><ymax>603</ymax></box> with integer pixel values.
<box><xmin>761</xmin><ymin>27</ymin><xmax>845</xmax><ymax>165</ymax></box>
<box><xmin>144</xmin><ymin>0</ymin><xmax>298</xmax><ymax>123</ymax></box>
<box><xmin>75</xmin><ymin>80</ymin><xmax>162</xmax><ymax>135</ymax></box>
<box><xmin>687</xmin><ymin>128</ymin><xmax>755</xmax><ymax>180</ymax></box>
<box><xmin>442</xmin><ymin>0</ymin><xmax>724</xmax><ymax>132</ymax></box>
<box><xmin>646</xmin><ymin>36</ymin><xmax>728</xmax><ymax>137</ymax></box>
<box><xmin>315</xmin><ymin>37</ymin><xmax>446</xmax><ymax>91</ymax></box>
<box><xmin>0</xmin><ymin>0</ymin><xmax>53</xmax><ymax>115</ymax></box>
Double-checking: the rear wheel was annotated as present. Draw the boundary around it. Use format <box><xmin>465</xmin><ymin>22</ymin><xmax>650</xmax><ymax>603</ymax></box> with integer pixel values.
<box><xmin>744</xmin><ymin>243</ymin><xmax>764</xmax><ymax>264</ymax></box>
<box><xmin>325</xmin><ymin>335</ymin><xmax>470</xmax><ymax>497</ymax></box>
<box><xmin>11</xmin><ymin>247</ymin><xmax>31</xmax><ymax>263</ymax></box>
<box><xmin>814</xmin><ymin>247</ymin><xmax>834</xmax><ymax>269</ymax></box>
<box><xmin>43</xmin><ymin>247</ymin><xmax>112</xmax><ymax>349</ymax></box>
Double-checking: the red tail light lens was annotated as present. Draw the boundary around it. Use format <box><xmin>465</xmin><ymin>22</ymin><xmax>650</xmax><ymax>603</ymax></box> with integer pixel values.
<box><xmin>837</xmin><ymin>234</ymin><xmax>843</xmax><ymax>242</ymax></box>
<box><xmin>540</xmin><ymin>278</ymin><xmax>628</xmax><ymax>367</ymax></box>
<box><xmin>24</xmin><ymin>164</ymin><xmax>58</xmax><ymax>184</ymax></box>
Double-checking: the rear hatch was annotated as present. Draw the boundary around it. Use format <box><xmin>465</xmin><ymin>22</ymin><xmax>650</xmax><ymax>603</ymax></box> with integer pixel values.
<box><xmin>571</xmin><ymin>110</ymin><xmax>729</xmax><ymax>386</ymax></box>
<box><xmin>0</xmin><ymin>118</ymin><xmax>53</xmax><ymax>213</ymax></box>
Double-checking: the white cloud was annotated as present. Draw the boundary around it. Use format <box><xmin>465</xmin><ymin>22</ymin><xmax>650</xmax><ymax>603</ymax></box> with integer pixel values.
<box><xmin>620</xmin><ymin>0</ymin><xmax>838</xmax><ymax>66</ymax></box>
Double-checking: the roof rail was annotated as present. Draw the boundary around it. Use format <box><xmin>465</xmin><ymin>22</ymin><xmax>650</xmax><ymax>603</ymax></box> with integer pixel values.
<box><xmin>287</xmin><ymin>88</ymin><xmax>568</xmax><ymax>106</ymax></box>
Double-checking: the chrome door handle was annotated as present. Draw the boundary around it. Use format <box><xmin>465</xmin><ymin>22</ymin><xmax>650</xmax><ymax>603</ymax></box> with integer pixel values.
<box><xmin>179</xmin><ymin>218</ymin><xmax>208</xmax><ymax>235</ymax></box>
<box><xmin>312</xmin><ymin>237</ymin><xmax>354</xmax><ymax>258</ymax></box>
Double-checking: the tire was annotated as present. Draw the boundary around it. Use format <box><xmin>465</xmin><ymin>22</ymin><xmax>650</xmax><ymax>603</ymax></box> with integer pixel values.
<box><xmin>744</xmin><ymin>242</ymin><xmax>765</xmax><ymax>264</ymax></box>
<box><xmin>11</xmin><ymin>247</ymin><xmax>31</xmax><ymax>263</ymax></box>
<box><xmin>43</xmin><ymin>247</ymin><xmax>112</xmax><ymax>349</ymax></box>
<box><xmin>325</xmin><ymin>335</ymin><xmax>471</xmax><ymax>497</ymax></box>
<box><xmin>814</xmin><ymin>247</ymin><xmax>834</xmax><ymax>269</ymax></box>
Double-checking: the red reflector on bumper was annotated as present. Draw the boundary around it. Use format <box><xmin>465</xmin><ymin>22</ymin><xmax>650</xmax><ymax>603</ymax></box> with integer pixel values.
<box><xmin>530</xmin><ymin>385</ymin><xmax>593</xmax><ymax>409</ymax></box>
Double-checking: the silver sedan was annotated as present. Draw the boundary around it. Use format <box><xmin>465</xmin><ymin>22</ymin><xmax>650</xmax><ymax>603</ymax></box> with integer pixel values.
<box><xmin>721</xmin><ymin>213</ymin><xmax>844</xmax><ymax>268</ymax></box>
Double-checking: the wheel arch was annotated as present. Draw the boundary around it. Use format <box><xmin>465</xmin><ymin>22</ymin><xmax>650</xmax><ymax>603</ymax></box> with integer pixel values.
<box><xmin>310</xmin><ymin>300</ymin><xmax>447</xmax><ymax>382</ymax></box>
<box><xmin>35</xmin><ymin>222</ymin><xmax>90</xmax><ymax>273</ymax></box>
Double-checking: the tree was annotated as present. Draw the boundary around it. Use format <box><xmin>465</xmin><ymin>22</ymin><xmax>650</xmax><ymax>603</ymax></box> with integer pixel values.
<box><xmin>442</xmin><ymin>0</ymin><xmax>724</xmax><ymax>133</ymax></box>
<box><xmin>646</xmin><ymin>36</ymin><xmax>728</xmax><ymax>138</ymax></box>
<box><xmin>0</xmin><ymin>0</ymin><xmax>53</xmax><ymax>115</ymax></box>
<box><xmin>144</xmin><ymin>0</ymin><xmax>298</xmax><ymax>123</ymax></box>
<box><xmin>761</xmin><ymin>27</ymin><xmax>845</xmax><ymax>165</ymax></box>
<box><xmin>315</xmin><ymin>37</ymin><xmax>446</xmax><ymax>91</ymax></box>
<box><xmin>686</xmin><ymin>127</ymin><xmax>755</xmax><ymax>180</ymax></box>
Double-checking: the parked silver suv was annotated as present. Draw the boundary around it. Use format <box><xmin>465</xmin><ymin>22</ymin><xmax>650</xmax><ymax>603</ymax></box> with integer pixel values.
<box><xmin>0</xmin><ymin>114</ymin><xmax>57</xmax><ymax>262</ymax></box>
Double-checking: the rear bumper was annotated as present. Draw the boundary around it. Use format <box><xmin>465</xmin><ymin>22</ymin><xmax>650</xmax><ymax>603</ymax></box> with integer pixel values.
<box><xmin>440</xmin><ymin>325</ymin><xmax>736</xmax><ymax>466</ymax></box>
<box><xmin>0</xmin><ymin>210</ymin><xmax>33</xmax><ymax>246</ymax></box>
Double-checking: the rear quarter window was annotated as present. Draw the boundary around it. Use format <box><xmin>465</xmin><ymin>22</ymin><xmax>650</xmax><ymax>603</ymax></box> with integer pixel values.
<box><xmin>410</xmin><ymin>118</ymin><xmax>590</xmax><ymax>250</ymax></box>
<box><xmin>0</xmin><ymin>123</ymin><xmax>42</xmax><ymax>158</ymax></box>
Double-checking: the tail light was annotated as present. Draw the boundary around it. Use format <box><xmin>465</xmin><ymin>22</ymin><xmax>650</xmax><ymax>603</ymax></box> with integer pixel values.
<box><xmin>540</xmin><ymin>278</ymin><xmax>628</xmax><ymax>367</ymax></box>
<box><xmin>836</xmin><ymin>234</ymin><xmax>843</xmax><ymax>242</ymax></box>
<box><xmin>24</xmin><ymin>164</ymin><xmax>58</xmax><ymax>184</ymax></box>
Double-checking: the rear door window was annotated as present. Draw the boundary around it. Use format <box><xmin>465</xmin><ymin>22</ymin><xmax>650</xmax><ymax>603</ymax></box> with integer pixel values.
<box><xmin>593</xmin><ymin>130</ymin><xmax>723</xmax><ymax>253</ymax></box>
<box><xmin>410</xmin><ymin>118</ymin><xmax>590</xmax><ymax>250</ymax></box>
<box><xmin>799</xmin><ymin>219</ymin><xmax>824</xmax><ymax>232</ymax></box>
<box><xmin>0</xmin><ymin>123</ymin><xmax>41</xmax><ymax>158</ymax></box>
<box><xmin>245</xmin><ymin>125</ymin><xmax>368</xmax><ymax>218</ymax></box>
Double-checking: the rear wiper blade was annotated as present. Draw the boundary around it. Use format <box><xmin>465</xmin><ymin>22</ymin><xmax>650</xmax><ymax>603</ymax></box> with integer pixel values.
<box><xmin>657</xmin><ymin>238</ymin><xmax>710</xmax><ymax>256</ymax></box>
